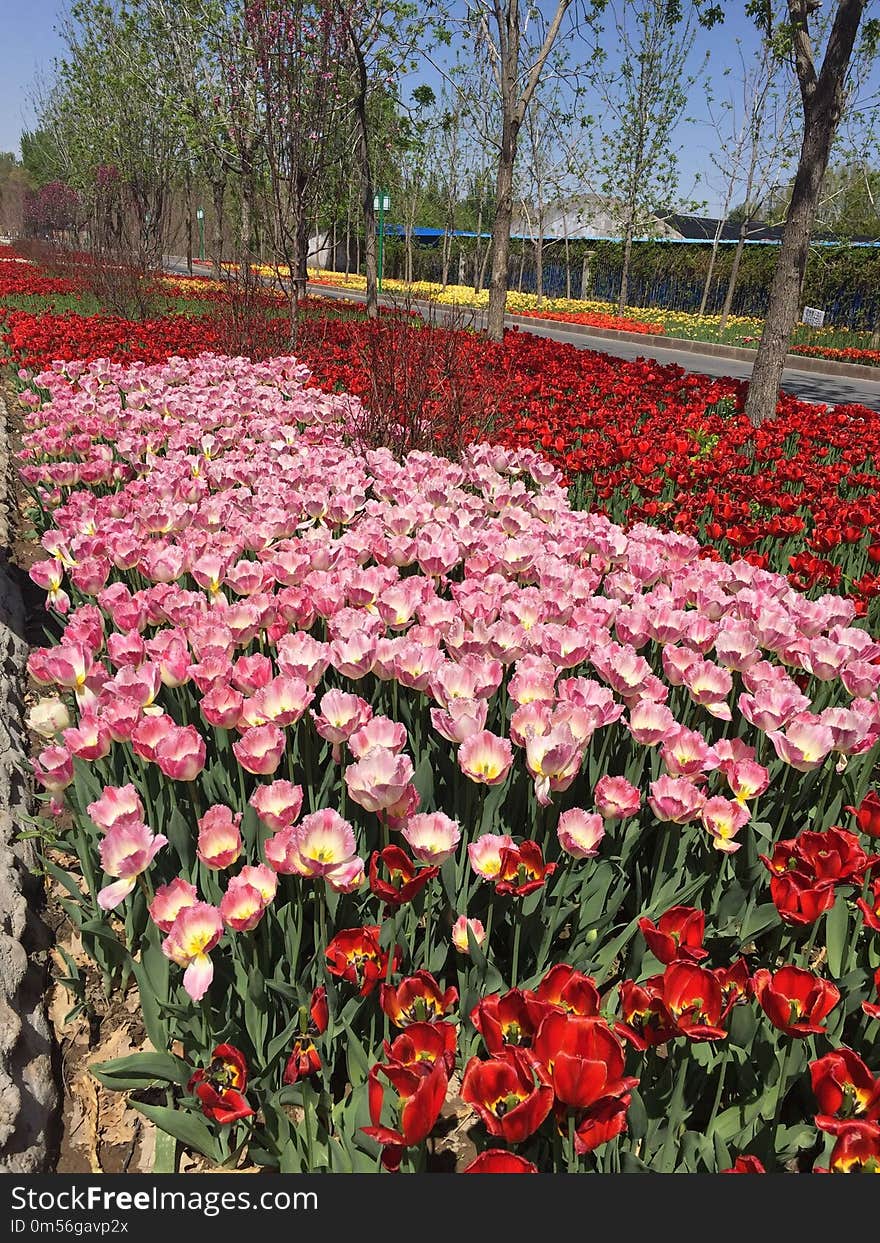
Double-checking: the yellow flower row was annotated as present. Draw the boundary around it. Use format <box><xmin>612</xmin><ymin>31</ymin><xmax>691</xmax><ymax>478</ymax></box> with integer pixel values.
<box><xmin>239</xmin><ymin>266</ymin><xmax>865</xmax><ymax>347</ymax></box>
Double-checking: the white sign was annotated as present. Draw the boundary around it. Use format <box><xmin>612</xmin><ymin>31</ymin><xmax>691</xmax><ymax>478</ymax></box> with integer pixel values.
<box><xmin>802</xmin><ymin>306</ymin><xmax>825</xmax><ymax>328</ymax></box>
<box><xmin>196</xmin><ymin>208</ymin><xmax>204</xmax><ymax>220</ymax></box>
<box><xmin>373</xmin><ymin>193</ymin><xmax>390</xmax><ymax>212</ymax></box>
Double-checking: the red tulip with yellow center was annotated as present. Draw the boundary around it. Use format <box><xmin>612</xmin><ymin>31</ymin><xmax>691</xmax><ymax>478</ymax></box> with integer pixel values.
<box><xmin>380</xmin><ymin>972</ymin><xmax>458</xmax><ymax>1028</ymax></box>
<box><xmin>187</xmin><ymin>1043</ymin><xmax>253</xmax><ymax>1125</ymax></box>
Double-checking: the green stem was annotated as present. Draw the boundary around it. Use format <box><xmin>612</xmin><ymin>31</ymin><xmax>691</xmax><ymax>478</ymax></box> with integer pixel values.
<box><xmin>510</xmin><ymin>912</ymin><xmax>522</xmax><ymax>989</ymax></box>
<box><xmin>771</xmin><ymin>1040</ymin><xmax>792</xmax><ymax>1160</ymax></box>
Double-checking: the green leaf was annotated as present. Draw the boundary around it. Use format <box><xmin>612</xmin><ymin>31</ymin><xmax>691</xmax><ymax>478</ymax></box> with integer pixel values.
<box><xmin>92</xmin><ymin>1052</ymin><xmax>191</xmax><ymax>1091</ymax></box>
<box><xmin>412</xmin><ymin>753</ymin><xmax>435</xmax><ymax>806</ymax></box>
<box><xmin>152</xmin><ymin>1128</ymin><xmax>178</xmax><ymax>1174</ymax></box>
<box><xmin>129</xmin><ymin>1102</ymin><xmax>221</xmax><ymax>1161</ymax></box>
<box><xmin>165</xmin><ymin>807</ymin><xmax>195</xmax><ymax>875</ymax></box>
<box><xmin>825</xmin><ymin>891</ymin><xmax>849</xmax><ymax>979</ymax></box>
<box><xmin>620</xmin><ymin>1151</ymin><xmax>652</xmax><ymax>1173</ymax></box>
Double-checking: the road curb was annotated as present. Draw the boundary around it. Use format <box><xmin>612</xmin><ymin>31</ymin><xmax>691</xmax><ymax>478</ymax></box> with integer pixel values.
<box><xmin>0</xmin><ymin>385</ymin><xmax>59</xmax><ymax>1173</ymax></box>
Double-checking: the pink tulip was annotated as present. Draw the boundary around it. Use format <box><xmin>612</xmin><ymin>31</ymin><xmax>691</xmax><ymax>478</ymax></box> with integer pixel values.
<box><xmin>627</xmin><ymin>701</ymin><xmax>677</xmax><ymax>745</ymax></box>
<box><xmin>292</xmin><ymin>808</ymin><xmax>358</xmax><ymax>877</ymax></box>
<box><xmin>648</xmin><ymin>776</ymin><xmax>706</xmax><ymax>824</ymax></box>
<box><xmin>250</xmin><ymin>779</ymin><xmax>304</xmax><ymax>830</ymax></box>
<box><xmin>97</xmin><ymin>822</ymin><xmax>167</xmax><ymax>910</ymax></box>
<box><xmin>197</xmin><ymin>805</ymin><xmax>242</xmax><ymax>869</ymax></box>
<box><xmin>233</xmin><ymin>723</ymin><xmax>286</xmax><ymax>775</ymax></box>
<box><xmin>220</xmin><ymin>877</ymin><xmax>267</xmax><ymax>932</ymax></box>
<box><xmin>312</xmin><ymin>691</ymin><xmax>372</xmax><ymax>759</ymax></box>
<box><xmin>452</xmin><ymin>915</ymin><xmax>486</xmax><ymax>955</ymax></box>
<box><xmin>344</xmin><ymin>748</ymin><xmax>414</xmax><ymax>813</ymax></box>
<box><xmin>594</xmin><ymin>775</ymin><xmax>641</xmax><ymax>821</ymax></box>
<box><xmin>701</xmin><ymin>796</ymin><xmax>750</xmax><ymax>853</ymax></box>
<box><xmin>155</xmin><ymin>724</ymin><xmax>206</xmax><ymax>780</ymax></box>
<box><xmin>402</xmin><ymin>812</ymin><xmax>461</xmax><ymax>864</ymax></box>
<box><xmin>348</xmin><ymin>715</ymin><xmax>408</xmax><ymax>758</ymax></box>
<box><xmin>63</xmin><ymin>715</ymin><xmax>112</xmax><ymax>761</ymax></box>
<box><xmin>200</xmin><ymin>683</ymin><xmax>245</xmax><ymax>728</ymax></box>
<box><xmin>767</xmin><ymin>720</ymin><xmax>836</xmax><ymax>772</ymax></box>
<box><xmin>162</xmin><ymin>902</ymin><xmax>224</xmax><ymax>1000</ymax></box>
<box><xmin>87</xmin><ymin>783</ymin><xmax>146</xmax><ymax>833</ymax></box>
<box><xmin>458</xmin><ymin>730</ymin><xmax>513</xmax><ymax>787</ymax></box>
<box><xmin>468</xmin><ymin>833</ymin><xmax>514</xmax><ymax>881</ymax></box>
<box><xmin>557</xmin><ymin>809</ymin><xmax>605</xmax><ymax>860</ymax></box>
<box><xmin>149</xmin><ymin>877</ymin><xmax>198</xmax><ymax>932</ymax></box>
<box><xmin>131</xmin><ymin>712</ymin><xmax>175</xmax><ymax>761</ymax></box>
<box><xmin>724</xmin><ymin>759</ymin><xmax>770</xmax><ymax>802</ymax></box>
<box><xmin>33</xmin><ymin>744</ymin><xmax>74</xmax><ymax>793</ymax></box>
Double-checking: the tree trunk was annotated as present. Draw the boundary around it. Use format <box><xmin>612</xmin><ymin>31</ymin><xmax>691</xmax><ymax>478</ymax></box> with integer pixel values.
<box><xmin>719</xmin><ymin>222</ymin><xmax>747</xmax><ymax>331</ymax></box>
<box><xmin>349</xmin><ymin>27</ymin><xmax>378</xmax><ymax>317</ymax></box>
<box><xmin>211</xmin><ymin>179</ymin><xmax>225</xmax><ymax>280</ymax></box>
<box><xmin>744</xmin><ymin>0</ymin><xmax>864</xmax><ymax>426</ymax></box>
<box><xmin>239</xmin><ymin>183</ymin><xmax>252</xmax><ymax>279</ymax></box>
<box><xmin>185</xmin><ymin>174</ymin><xmax>193</xmax><ymax>277</ymax></box>
<box><xmin>536</xmin><ymin>234</ymin><xmax>544</xmax><ymax>305</ymax></box>
<box><xmin>564</xmin><ymin>226</ymin><xmax>571</xmax><ymax>300</ymax></box>
<box><xmin>618</xmin><ymin>225</ymin><xmax>633</xmax><ymax>315</ymax></box>
<box><xmin>698</xmin><ymin>221</ymin><xmax>724</xmax><ymax>317</ymax></box>
<box><xmin>487</xmin><ymin>113</ymin><xmax>518</xmax><ymax>340</ymax></box>
<box><xmin>517</xmin><ymin>246</ymin><xmax>525</xmax><ymax>292</ymax></box>
<box><xmin>473</xmin><ymin>194</ymin><xmax>484</xmax><ymax>295</ymax></box>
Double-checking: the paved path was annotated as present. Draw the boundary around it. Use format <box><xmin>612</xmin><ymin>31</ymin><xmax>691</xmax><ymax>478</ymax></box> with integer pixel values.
<box><xmin>167</xmin><ymin>259</ymin><xmax>880</xmax><ymax>412</ymax></box>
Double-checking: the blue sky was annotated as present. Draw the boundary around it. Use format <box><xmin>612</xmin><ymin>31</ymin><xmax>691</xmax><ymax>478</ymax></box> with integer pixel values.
<box><xmin>0</xmin><ymin>0</ymin><xmax>66</xmax><ymax>154</ymax></box>
<box><xmin>2</xmin><ymin>2</ymin><xmax>877</xmax><ymax>214</ymax></box>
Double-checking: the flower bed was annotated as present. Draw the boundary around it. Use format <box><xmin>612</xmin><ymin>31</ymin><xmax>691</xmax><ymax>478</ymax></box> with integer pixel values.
<box><xmin>16</xmin><ymin>351</ymin><xmax>880</xmax><ymax>1174</ymax></box>
<box><xmin>3</xmin><ymin>289</ymin><xmax>880</xmax><ymax>619</ymax></box>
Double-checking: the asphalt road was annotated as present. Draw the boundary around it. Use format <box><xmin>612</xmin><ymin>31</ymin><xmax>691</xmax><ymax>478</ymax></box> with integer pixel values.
<box><xmin>168</xmin><ymin>259</ymin><xmax>880</xmax><ymax>412</ymax></box>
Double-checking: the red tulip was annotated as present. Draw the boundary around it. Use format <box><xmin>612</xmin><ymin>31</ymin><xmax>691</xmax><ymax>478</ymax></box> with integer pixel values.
<box><xmin>462</xmin><ymin>1150</ymin><xmax>538</xmax><ymax>1173</ymax></box>
<box><xmin>380</xmin><ymin>972</ymin><xmax>458</xmax><ymax>1027</ymax></box>
<box><xmin>461</xmin><ymin>1047</ymin><xmax>554</xmax><ymax>1144</ymax></box>
<box><xmin>187</xmin><ymin>1043</ymin><xmax>253</xmax><ymax>1125</ymax></box>
<box><xmin>638</xmin><ymin>906</ymin><xmax>707</xmax><ymax>964</ymax></box>
<box><xmin>325</xmin><ymin>925</ymin><xmax>401</xmax><ymax>996</ymax></box>
<box><xmin>369</xmin><ymin>846</ymin><xmax>438</xmax><ymax>908</ymax></box>
<box><xmin>846</xmin><ymin>790</ymin><xmax>880</xmax><ymax>839</ymax></box>
<box><xmin>811</xmin><ymin>1047</ymin><xmax>880</xmax><ymax>1130</ymax></box>
<box><xmin>753</xmin><ymin>966</ymin><xmax>840</xmax><ymax>1037</ymax></box>
<box><xmin>721</xmin><ymin>1155</ymin><xmax>766</xmax><ymax>1173</ymax></box>
<box><xmin>362</xmin><ymin>1056</ymin><xmax>448</xmax><ymax>1171</ymax></box>
<box><xmin>494</xmin><ymin>840</ymin><xmax>556</xmax><ymax>897</ymax></box>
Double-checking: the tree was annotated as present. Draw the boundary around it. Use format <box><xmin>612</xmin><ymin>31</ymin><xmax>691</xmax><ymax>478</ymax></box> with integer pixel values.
<box><xmin>588</xmin><ymin>0</ymin><xmax>706</xmax><ymax>315</ymax></box>
<box><xmin>743</xmin><ymin>0</ymin><xmax>874</xmax><ymax>426</ymax></box>
<box><xmin>699</xmin><ymin>37</ymin><xmax>796</xmax><ymax>324</ymax></box>
<box><xmin>457</xmin><ymin>1</ymin><xmax>579</xmax><ymax>341</ymax></box>
<box><xmin>514</xmin><ymin>63</ymin><xmax>578</xmax><ymax>305</ymax></box>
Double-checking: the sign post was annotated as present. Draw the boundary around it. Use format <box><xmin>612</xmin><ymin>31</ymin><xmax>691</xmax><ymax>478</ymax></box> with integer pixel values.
<box><xmin>374</xmin><ymin>192</ymin><xmax>390</xmax><ymax>292</ymax></box>
<box><xmin>196</xmin><ymin>208</ymin><xmax>205</xmax><ymax>262</ymax></box>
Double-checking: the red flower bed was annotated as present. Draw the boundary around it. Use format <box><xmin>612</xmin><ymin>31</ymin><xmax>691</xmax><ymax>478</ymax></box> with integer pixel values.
<box><xmin>790</xmin><ymin>344</ymin><xmax>880</xmax><ymax>367</ymax></box>
<box><xmin>1</xmin><ymin>308</ymin><xmax>223</xmax><ymax>369</ymax></box>
<box><xmin>0</xmin><ymin>259</ymin><xmax>83</xmax><ymax>298</ymax></box>
<box><xmin>513</xmin><ymin>308</ymin><xmax>663</xmax><ymax>334</ymax></box>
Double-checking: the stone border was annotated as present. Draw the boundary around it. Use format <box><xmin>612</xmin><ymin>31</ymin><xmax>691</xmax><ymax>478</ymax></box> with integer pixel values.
<box><xmin>0</xmin><ymin>385</ymin><xmax>58</xmax><ymax>1173</ymax></box>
